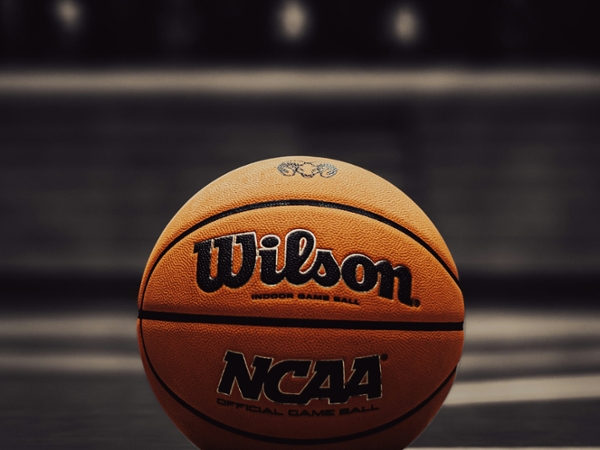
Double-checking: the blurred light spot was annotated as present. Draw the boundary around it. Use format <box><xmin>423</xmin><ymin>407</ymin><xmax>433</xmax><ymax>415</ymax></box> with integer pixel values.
<box><xmin>53</xmin><ymin>0</ymin><xmax>84</xmax><ymax>35</ymax></box>
<box><xmin>276</xmin><ymin>0</ymin><xmax>310</xmax><ymax>43</ymax></box>
<box><xmin>391</xmin><ymin>3</ymin><xmax>422</xmax><ymax>47</ymax></box>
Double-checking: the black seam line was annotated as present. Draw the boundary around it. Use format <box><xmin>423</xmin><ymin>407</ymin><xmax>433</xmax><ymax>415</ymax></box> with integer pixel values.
<box><xmin>139</xmin><ymin>317</ymin><xmax>458</xmax><ymax>446</ymax></box>
<box><xmin>140</xmin><ymin>199</ymin><xmax>460</xmax><ymax>310</ymax></box>
<box><xmin>138</xmin><ymin>310</ymin><xmax>463</xmax><ymax>331</ymax></box>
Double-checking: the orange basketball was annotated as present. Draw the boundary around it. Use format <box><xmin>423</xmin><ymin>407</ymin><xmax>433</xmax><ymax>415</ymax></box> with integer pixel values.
<box><xmin>138</xmin><ymin>156</ymin><xmax>464</xmax><ymax>450</ymax></box>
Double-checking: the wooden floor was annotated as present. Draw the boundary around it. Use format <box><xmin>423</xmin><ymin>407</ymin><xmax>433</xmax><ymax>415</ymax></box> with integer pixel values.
<box><xmin>1</xmin><ymin>304</ymin><xmax>599</xmax><ymax>449</ymax></box>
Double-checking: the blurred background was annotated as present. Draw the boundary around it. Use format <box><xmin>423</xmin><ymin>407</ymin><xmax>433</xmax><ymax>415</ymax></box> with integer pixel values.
<box><xmin>0</xmin><ymin>0</ymin><xmax>599</xmax><ymax>449</ymax></box>
<box><xmin>1</xmin><ymin>0</ymin><xmax>600</xmax><ymax>299</ymax></box>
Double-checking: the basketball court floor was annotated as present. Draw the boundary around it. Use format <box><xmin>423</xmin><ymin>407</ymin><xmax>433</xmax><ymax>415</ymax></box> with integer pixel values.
<box><xmin>1</xmin><ymin>302</ymin><xmax>599</xmax><ymax>449</ymax></box>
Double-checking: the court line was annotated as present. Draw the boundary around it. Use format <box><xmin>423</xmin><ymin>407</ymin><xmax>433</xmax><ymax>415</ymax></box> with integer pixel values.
<box><xmin>1</xmin><ymin>68</ymin><xmax>600</xmax><ymax>97</ymax></box>
<box><xmin>444</xmin><ymin>374</ymin><xmax>600</xmax><ymax>406</ymax></box>
<box><xmin>0</xmin><ymin>314</ymin><xmax>135</xmax><ymax>339</ymax></box>
<box><xmin>459</xmin><ymin>347</ymin><xmax>600</xmax><ymax>373</ymax></box>
<box><xmin>464</xmin><ymin>309</ymin><xmax>600</xmax><ymax>344</ymax></box>
<box><xmin>1</xmin><ymin>351</ymin><xmax>599</xmax><ymax>407</ymax></box>
<box><xmin>0</xmin><ymin>353</ymin><xmax>143</xmax><ymax>374</ymax></box>
<box><xmin>5</xmin><ymin>348</ymin><xmax>597</xmax><ymax>376</ymax></box>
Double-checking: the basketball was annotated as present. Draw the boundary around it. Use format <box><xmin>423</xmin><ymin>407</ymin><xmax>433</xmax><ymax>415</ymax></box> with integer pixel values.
<box><xmin>137</xmin><ymin>156</ymin><xmax>464</xmax><ymax>450</ymax></box>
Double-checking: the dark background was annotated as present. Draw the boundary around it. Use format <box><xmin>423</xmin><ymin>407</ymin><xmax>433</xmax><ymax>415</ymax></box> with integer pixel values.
<box><xmin>1</xmin><ymin>0</ymin><xmax>599</xmax><ymax>304</ymax></box>
<box><xmin>0</xmin><ymin>1</ymin><xmax>599</xmax><ymax>448</ymax></box>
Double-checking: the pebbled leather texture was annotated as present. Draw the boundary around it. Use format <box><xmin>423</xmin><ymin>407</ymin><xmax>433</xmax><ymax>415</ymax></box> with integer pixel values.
<box><xmin>138</xmin><ymin>156</ymin><xmax>464</xmax><ymax>450</ymax></box>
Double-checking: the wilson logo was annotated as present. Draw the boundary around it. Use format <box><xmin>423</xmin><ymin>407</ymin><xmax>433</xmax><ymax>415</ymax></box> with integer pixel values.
<box><xmin>194</xmin><ymin>229</ymin><xmax>418</xmax><ymax>306</ymax></box>
<box><xmin>217</xmin><ymin>351</ymin><xmax>382</xmax><ymax>405</ymax></box>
